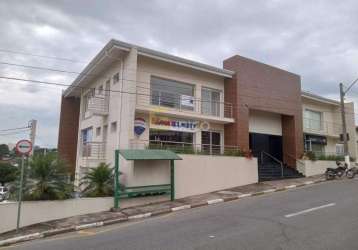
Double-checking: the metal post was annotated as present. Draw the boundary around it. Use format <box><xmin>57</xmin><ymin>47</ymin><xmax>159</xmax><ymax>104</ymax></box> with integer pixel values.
<box><xmin>16</xmin><ymin>155</ymin><xmax>25</xmax><ymax>232</ymax></box>
<box><xmin>339</xmin><ymin>83</ymin><xmax>350</xmax><ymax>166</ymax></box>
<box><xmin>114</xmin><ymin>150</ymin><xmax>120</xmax><ymax>209</ymax></box>
<box><xmin>170</xmin><ymin>160</ymin><xmax>175</xmax><ymax>201</ymax></box>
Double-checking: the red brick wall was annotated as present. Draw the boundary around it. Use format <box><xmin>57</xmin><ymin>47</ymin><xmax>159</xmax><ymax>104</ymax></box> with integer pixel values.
<box><xmin>58</xmin><ymin>95</ymin><xmax>80</xmax><ymax>176</ymax></box>
<box><xmin>223</xmin><ymin>55</ymin><xmax>303</xmax><ymax>167</ymax></box>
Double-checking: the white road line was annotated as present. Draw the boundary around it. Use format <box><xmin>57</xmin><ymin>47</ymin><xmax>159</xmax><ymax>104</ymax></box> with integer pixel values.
<box><xmin>284</xmin><ymin>203</ymin><xmax>336</xmax><ymax>218</ymax></box>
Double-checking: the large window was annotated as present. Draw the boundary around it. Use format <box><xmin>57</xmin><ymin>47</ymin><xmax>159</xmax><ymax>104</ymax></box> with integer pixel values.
<box><xmin>201</xmin><ymin>88</ymin><xmax>220</xmax><ymax>117</ymax></box>
<box><xmin>150</xmin><ymin>77</ymin><xmax>195</xmax><ymax>111</ymax></box>
<box><xmin>81</xmin><ymin>127</ymin><xmax>93</xmax><ymax>157</ymax></box>
<box><xmin>201</xmin><ymin>131</ymin><xmax>221</xmax><ymax>154</ymax></box>
<box><xmin>304</xmin><ymin>109</ymin><xmax>323</xmax><ymax>131</ymax></box>
<box><xmin>149</xmin><ymin>129</ymin><xmax>194</xmax><ymax>149</ymax></box>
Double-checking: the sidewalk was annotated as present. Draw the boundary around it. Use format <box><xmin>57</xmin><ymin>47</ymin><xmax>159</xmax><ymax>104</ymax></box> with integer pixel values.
<box><xmin>0</xmin><ymin>175</ymin><xmax>327</xmax><ymax>246</ymax></box>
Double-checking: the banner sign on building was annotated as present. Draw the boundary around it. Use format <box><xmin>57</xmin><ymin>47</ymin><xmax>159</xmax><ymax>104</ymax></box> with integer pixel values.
<box><xmin>180</xmin><ymin>95</ymin><xmax>195</xmax><ymax>108</ymax></box>
<box><xmin>134</xmin><ymin>117</ymin><xmax>146</xmax><ymax>136</ymax></box>
<box><xmin>150</xmin><ymin>115</ymin><xmax>198</xmax><ymax>132</ymax></box>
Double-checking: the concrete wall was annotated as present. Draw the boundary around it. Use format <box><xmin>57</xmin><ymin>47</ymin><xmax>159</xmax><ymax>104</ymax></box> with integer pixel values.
<box><xmin>175</xmin><ymin>155</ymin><xmax>258</xmax><ymax>199</ymax></box>
<box><xmin>296</xmin><ymin>160</ymin><xmax>337</xmax><ymax>176</ymax></box>
<box><xmin>0</xmin><ymin>198</ymin><xmax>113</xmax><ymax>234</ymax></box>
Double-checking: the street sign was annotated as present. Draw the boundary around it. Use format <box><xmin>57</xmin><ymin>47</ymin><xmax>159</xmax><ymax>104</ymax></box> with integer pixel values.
<box><xmin>15</xmin><ymin>140</ymin><xmax>32</xmax><ymax>155</ymax></box>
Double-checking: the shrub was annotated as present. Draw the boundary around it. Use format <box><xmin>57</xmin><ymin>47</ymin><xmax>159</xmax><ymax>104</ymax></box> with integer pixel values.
<box><xmin>25</xmin><ymin>153</ymin><xmax>72</xmax><ymax>200</ymax></box>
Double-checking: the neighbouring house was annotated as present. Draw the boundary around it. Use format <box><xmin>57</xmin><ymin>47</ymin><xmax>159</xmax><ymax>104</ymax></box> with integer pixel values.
<box><xmin>58</xmin><ymin>39</ymin><xmax>357</xmax><ymax>195</ymax></box>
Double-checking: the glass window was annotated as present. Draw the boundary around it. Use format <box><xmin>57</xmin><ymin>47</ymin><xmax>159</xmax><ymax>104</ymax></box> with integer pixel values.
<box><xmin>336</xmin><ymin>144</ymin><xmax>344</xmax><ymax>156</ymax></box>
<box><xmin>304</xmin><ymin>110</ymin><xmax>322</xmax><ymax>131</ymax></box>
<box><xmin>111</xmin><ymin>122</ymin><xmax>117</xmax><ymax>133</ymax></box>
<box><xmin>113</xmin><ymin>73</ymin><xmax>119</xmax><ymax>84</ymax></box>
<box><xmin>201</xmin><ymin>131</ymin><xmax>221</xmax><ymax>154</ymax></box>
<box><xmin>149</xmin><ymin>129</ymin><xmax>193</xmax><ymax>149</ymax></box>
<box><xmin>201</xmin><ymin>88</ymin><xmax>220</xmax><ymax>117</ymax></box>
<box><xmin>81</xmin><ymin>127</ymin><xmax>93</xmax><ymax>157</ymax></box>
<box><xmin>96</xmin><ymin>127</ymin><xmax>101</xmax><ymax>137</ymax></box>
<box><xmin>150</xmin><ymin>77</ymin><xmax>195</xmax><ymax>111</ymax></box>
<box><xmin>97</xmin><ymin>85</ymin><xmax>103</xmax><ymax>95</ymax></box>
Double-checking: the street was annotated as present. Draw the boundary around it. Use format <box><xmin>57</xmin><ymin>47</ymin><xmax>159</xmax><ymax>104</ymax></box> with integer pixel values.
<box><xmin>5</xmin><ymin>179</ymin><xmax>358</xmax><ymax>250</ymax></box>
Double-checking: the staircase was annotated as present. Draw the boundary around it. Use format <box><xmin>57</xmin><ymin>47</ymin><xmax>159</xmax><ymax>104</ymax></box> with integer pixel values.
<box><xmin>258</xmin><ymin>151</ymin><xmax>304</xmax><ymax>181</ymax></box>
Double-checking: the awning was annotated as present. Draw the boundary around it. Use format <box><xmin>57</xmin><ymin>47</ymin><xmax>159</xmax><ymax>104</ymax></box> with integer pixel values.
<box><xmin>118</xmin><ymin>149</ymin><xmax>182</xmax><ymax>161</ymax></box>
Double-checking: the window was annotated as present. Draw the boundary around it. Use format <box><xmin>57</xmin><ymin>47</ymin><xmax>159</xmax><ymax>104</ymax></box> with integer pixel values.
<box><xmin>149</xmin><ymin>129</ymin><xmax>194</xmax><ymax>149</ymax></box>
<box><xmin>201</xmin><ymin>131</ymin><xmax>221</xmax><ymax>154</ymax></box>
<box><xmin>336</xmin><ymin>144</ymin><xmax>344</xmax><ymax>156</ymax></box>
<box><xmin>201</xmin><ymin>88</ymin><xmax>220</xmax><ymax>116</ymax></box>
<box><xmin>103</xmin><ymin>125</ymin><xmax>108</xmax><ymax>142</ymax></box>
<box><xmin>111</xmin><ymin>122</ymin><xmax>117</xmax><ymax>133</ymax></box>
<box><xmin>304</xmin><ymin>110</ymin><xmax>323</xmax><ymax>131</ymax></box>
<box><xmin>113</xmin><ymin>73</ymin><xmax>119</xmax><ymax>84</ymax></box>
<box><xmin>97</xmin><ymin>85</ymin><xmax>103</xmax><ymax>95</ymax></box>
<box><xmin>150</xmin><ymin>77</ymin><xmax>195</xmax><ymax>111</ymax></box>
<box><xmin>81</xmin><ymin>127</ymin><xmax>93</xmax><ymax>157</ymax></box>
<box><xmin>96</xmin><ymin>127</ymin><xmax>101</xmax><ymax>137</ymax></box>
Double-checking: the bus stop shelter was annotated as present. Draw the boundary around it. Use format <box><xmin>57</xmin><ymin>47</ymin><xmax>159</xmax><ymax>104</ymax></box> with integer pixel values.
<box><xmin>114</xmin><ymin>149</ymin><xmax>182</xmax><ymax>209</ymax></box>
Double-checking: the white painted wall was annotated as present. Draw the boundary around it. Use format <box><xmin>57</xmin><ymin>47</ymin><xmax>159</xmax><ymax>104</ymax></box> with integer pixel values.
<box><xmin>249</xmin><ymin>110</ymin><xmax>282</xmax><ymax>136</ymax></box>
<box><xmin>296</xmin><ymin>160</ymin><xmax>337</xmax><ymax>176</ymax></box>
<box><xmin>175</xmin><ymin>155</ymin><xmax>258</xmax><ymax>199</ymax></box>
<box><xmin>0</xmin><ymin>198</ymin><xmax>113</xmax><ymax>234</ymax></box>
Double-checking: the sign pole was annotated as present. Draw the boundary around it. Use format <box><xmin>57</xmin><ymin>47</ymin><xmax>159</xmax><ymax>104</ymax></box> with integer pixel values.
<box><xmin>16</xmin><ymin>155</ymin><xmax>25</xmax><ymax>232</ymax></box>
<box><xmin>114</xmin><ymin>150</ymin><xmax>120</xmax><ymax>209</ymax></box>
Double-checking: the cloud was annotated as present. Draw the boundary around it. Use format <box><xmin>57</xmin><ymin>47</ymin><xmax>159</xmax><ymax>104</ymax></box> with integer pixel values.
<box><xmin>1</xmin><ymin>0</ymin><xmax>358</xmax><ymax>146</ymax></box>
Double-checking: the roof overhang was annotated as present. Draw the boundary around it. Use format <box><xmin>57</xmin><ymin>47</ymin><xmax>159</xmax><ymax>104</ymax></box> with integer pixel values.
<box><xmin>118</xmin><ymin>149</ymin><xmax>182</xmax><ymax>160</ymax></box>
<box><xmin>301</xmin><ymin>91</ymin><xmax>340</xmax><ymax>106</ymax></box>
<box><xmin>64</xmin><ymin>39</ymin><xmax>234</xmax><ymax>97</ymax></box>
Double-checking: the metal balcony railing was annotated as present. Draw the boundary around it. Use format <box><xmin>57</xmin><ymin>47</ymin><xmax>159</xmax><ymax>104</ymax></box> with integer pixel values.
<box><xmin>303</xmin><ymin>118</ymin><xmax>342</xmax><ymax>137</ymax></box>
<box><xmin>81</xmin><ymin>142</ymin><xmax>106</xmax><ymax>159</ymax></box>
<box><xmin>87</xmin><ymin>95</ymin><xmax>109</xmax><ymax>116</ymax></box>
<box><xmin>130</xmin><ymin>139</ymin><xmax>244</xmax><ymax>156</ymax></box>
<box><xmin>136</xmin><ymin>89</ymin><xmax>233</xmax><ymax>119</ymax></box>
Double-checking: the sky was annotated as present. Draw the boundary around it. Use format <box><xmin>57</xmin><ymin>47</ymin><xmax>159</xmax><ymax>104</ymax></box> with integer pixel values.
<box><xmin>1</xmin><ymin>0</ymin><xmax>358</xmax><ymax>148</ymax></box>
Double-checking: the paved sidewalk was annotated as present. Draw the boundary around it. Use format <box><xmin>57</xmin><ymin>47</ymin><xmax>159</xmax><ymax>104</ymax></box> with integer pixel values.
<box><xmin>0</xmin><ymin>175</ymin><xmax>327</xmax><ymax>246</ymax></box>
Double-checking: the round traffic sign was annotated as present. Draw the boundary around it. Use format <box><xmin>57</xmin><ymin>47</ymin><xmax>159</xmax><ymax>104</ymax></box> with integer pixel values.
<box><xmin>15</xmin><ymin>140</ymin><xmax>32</xmax><ymax>155</ymax></box>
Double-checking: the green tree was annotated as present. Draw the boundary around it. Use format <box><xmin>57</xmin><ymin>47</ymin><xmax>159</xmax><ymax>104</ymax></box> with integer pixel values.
<box><xmin>80</xmin><ymin>163</ymin><xmax>119</xmax><ymax>197</ymax></box>
<box><xmin>0</xmin><ymin>144</ymin><xmax>9</xmax><ymax>159</ymax></box>
<box><xmin>0</xmin><ymin>162</ymin><xmax>17</xmax><ymax>186</ymax></box>
<box><xmin>25</xmin><ymin>153</ymin><xmax>72</xmax><ymax>200</ymax></box>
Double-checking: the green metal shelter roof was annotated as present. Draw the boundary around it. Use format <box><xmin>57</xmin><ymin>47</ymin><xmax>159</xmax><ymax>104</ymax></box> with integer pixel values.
<box><xmin>118</xmin><ymin>149</ymin><xmax>182</xmax><ymax>160</ymax></box>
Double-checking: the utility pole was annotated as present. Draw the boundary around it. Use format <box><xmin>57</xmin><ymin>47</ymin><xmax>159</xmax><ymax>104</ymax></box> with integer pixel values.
<box><xmin>339</xmin><ymin>83</ymin><xmax>350</xmax><ymax>166</ymax></box>
<box><xmin>339</xmin><ymin>77</ymin><xmax>358</xmax><ymax>167</ymax></box>
<box><xmin>29</xmin><ymin>119</ymin><xmax>37</xmax><ymax>155</ymax></box>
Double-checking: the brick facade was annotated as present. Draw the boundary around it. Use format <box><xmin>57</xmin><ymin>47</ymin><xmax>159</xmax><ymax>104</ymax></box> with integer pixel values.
<box><xmin>58</xmin><ymin>95</ymin><xmax>80</xmax><ymax>176</ymax></box>
<box><xmin>223</xmin><ymin>55</ymin><xmax>303</xmax><ymax>167</ymax></box>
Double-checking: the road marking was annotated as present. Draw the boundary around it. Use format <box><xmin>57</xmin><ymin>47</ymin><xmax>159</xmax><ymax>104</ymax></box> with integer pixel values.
<box><xmin>171</xmin><ymin>205</ymin><xmax>191</xmax><ymax>211</ymax></box>
<box><xmin>207</xmin><ymin>199</ymin><xmax>224</xmax><ymax>205</ymax></box>
<box><xmin>285</xmin><ymin>203</ymin><xmax>336</xmax><ymax>218</ymax></box>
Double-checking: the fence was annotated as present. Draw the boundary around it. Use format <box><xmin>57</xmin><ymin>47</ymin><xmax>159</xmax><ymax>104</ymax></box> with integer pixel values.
<box><xmin>136</xmin><ymin>89</ymin><xmax>233</xmax><ymax>119</ymax></box>
<box><xmin>130</xmin><ymin>140</ymin><xmax>245</xmax><ymax>156</ymax></box>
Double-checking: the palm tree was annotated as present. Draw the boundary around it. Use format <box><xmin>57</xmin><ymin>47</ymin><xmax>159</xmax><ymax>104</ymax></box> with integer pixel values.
<box><xmin>80</xmin><ymin>163</ymin><xmax>119</xmax><ymax>197</ymax></box>
<box><xmin>25</xmin><ymin>153</ymin><xmax>72</xmax><ymax>200</ymax></box>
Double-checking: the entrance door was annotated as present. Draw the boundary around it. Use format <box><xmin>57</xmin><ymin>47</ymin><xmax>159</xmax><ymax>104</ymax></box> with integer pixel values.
<box><xmin>249</xmin><ymin>133</ymin><xmax>282</xmax><ymax>161</ymax></box>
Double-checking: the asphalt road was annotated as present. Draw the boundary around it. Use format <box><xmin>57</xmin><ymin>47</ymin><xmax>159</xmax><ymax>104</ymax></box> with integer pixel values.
<box><xmin>6</xmin><ymin>179</ymin><xmax>358</xmax><ymax>250</ymax></box>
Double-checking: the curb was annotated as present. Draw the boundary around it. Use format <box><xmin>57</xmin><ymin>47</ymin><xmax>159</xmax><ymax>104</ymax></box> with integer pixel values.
<box><xmin>0</xmin><ymin>177</ymin><xmax>327</xmax><ymax>247</ymax></box>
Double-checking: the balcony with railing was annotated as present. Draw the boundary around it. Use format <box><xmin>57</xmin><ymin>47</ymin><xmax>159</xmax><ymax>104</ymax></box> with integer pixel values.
<box><xmin>130</xmin><ymin>139</ymin><xmax>244</xmax><ymax>156</ymax></box>
<box><xmin>85</xmin><ymin>94</ymin><xmax>109</xmax><ymax>117</ymax></box>
<box><xmin>136</xmin><ymin>89</ymin><xmax>234</xmax><ymax>122</ymax></box>
<box><xmin>303</xmin><ymin>118</ymin><xmax>342</xmax><ymax>137</ymax></box>
<box><xmin>80</xmin><ymin>142</ymin><xmax>106</xmax><ymax>167</ymax></box>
